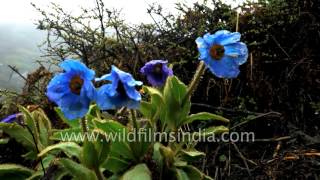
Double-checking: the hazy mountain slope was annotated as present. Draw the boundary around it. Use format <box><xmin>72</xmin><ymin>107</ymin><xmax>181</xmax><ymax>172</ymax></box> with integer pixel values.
<box><xmin>0</xmin><ymin>23</ymin><xmax>45</xmax><ymax>91</ymax></box>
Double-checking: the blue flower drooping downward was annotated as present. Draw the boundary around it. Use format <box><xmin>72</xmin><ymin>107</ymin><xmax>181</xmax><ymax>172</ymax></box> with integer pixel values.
<box><xmin>46</xmin><ymin>59</ymin><xmax>96</xmax><ymax>120</ymax></box>
<box><xmin>140</xmin><ymin>60</ymin><xmax>173</xmax><ymax>87</ymax></box>
<box><xmin>196</xmin><ymin>30</ymin><xmax>248</xmax><ymax>78</ymax></box>
<box><xmin>1</xmin><ymin>113</ymin><xmax>22</xmax><ymax>123</ymax></box>
<box><xmin>96</xmin><ymin>66</ymin><xmax>142</xmax><ymax>110</ymax></box>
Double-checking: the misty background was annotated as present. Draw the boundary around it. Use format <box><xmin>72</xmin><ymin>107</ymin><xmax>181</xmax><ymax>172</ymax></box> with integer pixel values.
<box><xmin>0</xmin><ymin>23</ymin><xmax>44</xmax><ymax>91</ymax></box>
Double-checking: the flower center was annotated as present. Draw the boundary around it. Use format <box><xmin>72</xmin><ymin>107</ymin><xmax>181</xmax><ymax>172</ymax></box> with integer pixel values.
<box><xmin>152</xmin><ymin>64</ymin><xmax>163</xmax><ymax>78</ymax></box>
<box><xmin>116</xmin><ymin>82</ymin><xmax>127</xmax><ymax>98</ymax></box>
<box><xmin>210</xmin><ymin>44</ymin><xmax>225</xmax><ymax>60</ymax></box>
<box><xmin>69</xmin><ymin>75</ymin><xmax>84</xmax><ymax>95</ymax></box>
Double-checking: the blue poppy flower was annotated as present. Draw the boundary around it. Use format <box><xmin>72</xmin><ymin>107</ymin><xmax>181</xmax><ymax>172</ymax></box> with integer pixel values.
<box><xmin>140</xmin><ymin>60</ymin><xmax>173</xmax><ymax>87</ymax></box>
<box><xmin>1</xmin><ymin>113</ymin><xmax>22</xmax><ymax>123</ymax></box>
<box><xmin>46</xmin><ymin>59</ymin><xmax>96</xmax><ymax>120</ymax></box>
<box><xmin>96</xmin><ymin>65</ymin><xmax>142</xmax><ymax>110</ymax></box>
<box><xmin>196</xmin><ymin>30</ymin><xmax>248</xmax><ymax>78</ymax></box>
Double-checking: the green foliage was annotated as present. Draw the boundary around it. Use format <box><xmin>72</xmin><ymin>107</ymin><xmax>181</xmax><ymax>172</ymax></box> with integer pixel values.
<box><xmin>121</xmin><ymin>164</ymin><xmax>152</xmax><ymax>180</ymax></box>
<box><xmin>185</xmin><ymin>112</ymin><xmax>229</xmax><ymax>124</ymax></box>
<box><xmin>152</xmin><ymin>143</ymin><xmax>212</xmax><ymax>180</ymax></box>
<box><xmin>0</xmin><ymin>122</ymin><xmax>35</xmax><ymax>151</ymax></box>
<box><xmin>81</xmin><ymin>141</ymin><xmax>100</xmax><ymax>169</ymax></box>
<box><xmin>37</xmin><ymin>142</ymin><xmax>81</xmax><ymax>159</ymax></box>
<box><xmin>58</xmin><ymin>158</ymin><xmax>98</xmax><ymax>180</ymax></box>
<box><xmin>162</xmin><ymin>76</ymin><xmax>191</xmax><ymax>130</ymax></box>
<box><xmin>140</xmin><ymin>75</ymin><xmax>229</xmax><ymax>133</ymax></box>
<box><xmin>0</xmin><ymin>164</ymin><xmax>34</xmax><ymax>180</ymax></box>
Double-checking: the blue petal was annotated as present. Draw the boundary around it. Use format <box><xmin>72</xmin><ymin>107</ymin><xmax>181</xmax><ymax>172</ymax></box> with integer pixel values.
<box><xmin>195</xmin><ymin>37</ymin><xmax>208</xmax><ymax>49</ymax></box>
<box><xmin>46</xmin><ymin>73</ymin><xmax>71</xmax><ymax>103</ymax></box>
<box><xmin>82</xmin><ymin>80</ymin><xmax>97</xmax><ymax>103</ymax></box>
<box><xmin>203</xmin><ymin>33</ymin><xmax>215</xmax><ymax>45</ymax></box>
<box><xmin>140</xmin><ymin>60</ymin><xmax>168</xmax><ymax>74</ymax></box>
<box><xmin>215</xmin><ymin>31</ymin><xmax>241</xmax><ymax>46</ymax></box>
<box><xmin>96</xmin><ymin>71</ymin><xmax>119</xmax><ymax>96</ymax></box>
<box><xmin>205</xmin><ymin>56</ymin><xmax>240</xmax><ymax>78</ymax></box>
<box><xmin>1</xmin><ymin>113</ymin><xmax>20</xmax><ymax>123</ymax></box>
<box><xmin>96</xmin><ymin>84</ymin><xmax>114</xmax><ymax>110</ymax></box>
<box><xmin>146</xmin><ymin>75</ymin><xmax>163</xmax><ymax>87</ymax></box>
<box><xmin>97</xmin><ymin>84</ymin><xmax>140</xmax><ymax>110</ymax></box>
<box><xmin>198</xmin><ymin>48</ymin><xmax>209</xmax><ymax>60</ymax></box>
<box><xmin>59</xmin><ymin>92</ymin><xmax>90</xmax><ymax>120</ymax></box>
<box><xmin>196</xmin><ymin>37</ymin><xmax>210</xmax><ymax>60</ymax></box>
<box><xmin>224</xmin><ymin>42</ymin><xmax>248</xmax><ymax>65</ymax></box>
<box><xmin>60</xmin><ymin>103</ymin><xmax>89</xmax><ymax>120</ymax></box>
<box><xmin>96</xmin><ymin>65</ymin><xmax>142</xmax><ymax>110</ymax></box>
<box><xmin>112</xmin><ymin>66</ymin><xmax>142</xmax><ymax>87</ymax></box>
<box><xmin>124</xmin><ymin>84</ymin><xmax>141</xmax><ymax>101</ymax></box>
<box><xmin>60</xmin><ymin>59</ymin><xmax>95</xmax><ymax>80</ymax></box>
<box><xmin>162</xmin><ymin>64</ymin><xmax>173</xmax><ymax>76</ymax></box>
<box><xmin>140</xmin><ymin>60</ymin><xmax>173</xmax><ymax>87</ymax></box>
<box><xmin>214</xmin><ymin>30</ymin><xmax>231</xmax><ymax>37</ymax></box>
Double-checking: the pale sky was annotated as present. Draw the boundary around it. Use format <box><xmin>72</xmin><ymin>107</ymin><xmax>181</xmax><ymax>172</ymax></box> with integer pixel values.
<box><xmin>0</xmin><ymin>0</ymin><xmax>243</xmax><ymax>24</ymax></box>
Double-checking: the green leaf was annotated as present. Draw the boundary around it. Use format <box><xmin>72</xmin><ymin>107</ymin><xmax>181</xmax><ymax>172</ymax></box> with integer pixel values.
<box><xmin>94</xmin><ymin>134</ymin><xmax>111</xmax><ymax>165</ymax></box>
<box><xmin>18</xmin><ymin>106</ymin><xmax>53</xmax><ymax>151</ymax></box>
<box><xmin>139</xmin><ymin>101</ymin><xmax>154</xmax><ymax>119</ymax></box>
<box><xmin>185</xmin><ymin>112</ymin><xmax>229</xmax><ymax>125</ymax></box>
<box><xmin>0</xmin><ymin>164</ymin><xmax>34</xmax><ymax>179</ymax></box>
<box><xmin>81</xmin><ymin>141</ymin><xmax>99</xmax><ymax>169</ymax></box>
<box><xmin>50</xmin><ymin>128</ymin><xmax>82</xmax><ymax>142</ymax></box>
<box><xmin>52</xmin><ymin>168</ymin><xmax>69</xmax><ymax>180</ymax></box>
<box><xmin>180</xmin><ymin>150</ymin><xmax>205</xmax><ymax>157</ymax></box>
<box><xmin>32</xmin><ymin>109</ymin><xmax>52</xmax><ymax>148</ymax></box>
<box><xmin>94</xmin><ymin>119</ymin><xmax>134</xmax><ymax>160</ymax></box>
<box><xmin>54</xmin><ymin>107</ymin><xmax>80</xmax><ymax>128</ymax></box>
<box><xmin>26</xmin><ymin>170</ymin><xmax>43</xmax><ymax>180</ymax></box>
<box><xmin>38</xmin><ymin>142</ymin><xmax>81</xmax><ymax>159</ymax></box>
<box><xmin>102</xmin><ymin>156</ymin><xmax>130</xmax><ymax>174</ymax></box>
<box><xmin>58</xmin><ymin>158</ymin><xmax>97</xmax><ymax>180</ymax></box>
<box><xmin>37</xmin><ymin>154</ymin><xmax>55</xmax><ymax>170</ymax></box>
<box><xmin>180</xmin><ymin>150</ymin><xmax>205</xmax><ymax>162</ymax></box>
<box><xmin>95</xmin><ymin>119</ymin><xmax>135</xmax><ymax>173</ymax></box>
<box><xmin>18</xmin><ymin>106</ymin><xmax>40</xmax><ymax>147</ymax></box>
<box><xmin>18</xmin><ymin>106</ymin><xmax>36</xmax><ymax>132</ymax></box>
<box><xmin>22</xmin><ymin>151</ymin><xmax>37</xmax><ymax>160</ymax></box>
<box><xmin>219</xmin><ymin>154</ymin><xmax>227</xmax><ymax>162</ymax></box>
<box><xmin>128</xmin><ymin>125</ymin><xmax>153</xmax><ymax>162</ymax></box>
<box><xmin>176</xmin><ymin>166</ymin><xmax>213</xmax><ymax>180</ymax></box>
<box><xmin>86</xmin><ymin>105</ymin><xmax>102</xmax><ymax>128</ymax></box>
<box><xmin>162</xmin><ymin>76</ymin><xmax>191</xmax><ymax>130</ymax></box>
<box><xmin>139</xmin><ymin>86</ymin><xmax>164</xmax><ymax>120</ymax></box>
<box><xmin>202</xmin><ymin>125</ymin><xmax>229</xmax><ymax>136</ymax></box>
<box><xmin>152</xmin><ymin>143</ymin><xmax>163</xmax><ymax>168</ymax></box>
<box><xmin>159</xmin><ymin>145</ymin><xmax>175</xmax><ymax>168</ymax></box>
<box><xmin>0</xmin><ymin>138</ymin><xmax>9</xmax><ymax>144</ymax></box>
<box><xmin>174</xmin><ymin>160</ymin><xmax>188</xmax><ymax>167</ymax></box>
<box><xmin>121</xmin><ymin>164</ymin><xmax>151</xmax><ymax>180</ymax></box>
<box><xmin>0</xmin><ymin>123</ymin><xmax>34</xmax><ymax>150</ymax></box>
<box><xmin>176</xmin><ymin>168</ymin><xmax>189</xmax><ymax>180</ymax></box>
<box><xmin>182</xmin><ymin>166</ymin><xmax>202</xmax><ymax>179</ymax></box>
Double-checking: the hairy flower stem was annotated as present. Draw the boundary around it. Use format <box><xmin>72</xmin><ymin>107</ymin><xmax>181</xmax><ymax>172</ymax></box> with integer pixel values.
<box><xmin>81</xmin><ymin>117</ymin><xmax>105</xmax><ymax>180</ymax></box>
<box><xmin>130</xmin><ymin>109</ymin><xmax>139</xmax><ymax>130</ymax></box>
<box><xmin>182</xmin><ymin>61</ymin><xmax>206</xmax><ymax>105</ymax></box>
<box><xmin>81</xmin><ymin>117</ymin><xmax>89</xmax><ymax>140</ymax></box>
